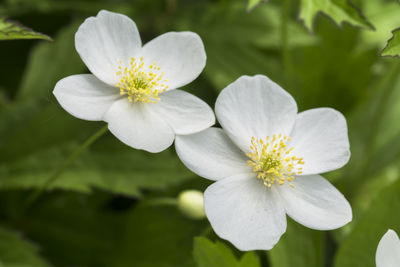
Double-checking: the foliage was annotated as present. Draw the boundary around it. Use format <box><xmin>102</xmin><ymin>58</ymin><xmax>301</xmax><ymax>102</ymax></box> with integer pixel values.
<box><xmin>247</xmin><ymin>0</ymin><xmax>267</xmax><ymax>11</ymax></box>
<box><xmin>0</xmin><ymin>0</ymin><xmax>400</xmax><ymax>266</ymax></box>
<box><xmin>381</xmin><ymin>28</ymin><xmax>400</xmax><ymax>58</ymax></box>
<box><xmin>0</xmin><ymin>225</ymin><xmax>50</xmax><ymax>267</ymax></box>
<box><xmin>0</xmin><ymin>17</ymin><xmax>51</xmax><ymax>41</ymax></box>
<box><xmin>193</xmin><ymin>237</ymin><xmax>260</xmax><ymax>267</ymax></box>
<box><xmin>298</xmin><ymin>0</ymin><xmax>372</xmax><ymax>31</ymax></box>
<box><xmin>334</xmin><ymin>180</ymin><xmax>400</xmax><ymax>267</ymax></box>
<box><xmin>268</xmin><ymin>220</ymin><xmax>323</xmax><ymax>267</ymax></box>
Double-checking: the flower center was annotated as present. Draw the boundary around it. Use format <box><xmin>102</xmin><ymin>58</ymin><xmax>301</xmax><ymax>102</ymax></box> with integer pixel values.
<box><xmin>246</xmin><ymin>134</ymin><xmax>304</xmax><ymax>188</ymax></box>
<box><xmin>116</xmin><ymin>56</ymin><xmax>168</xmax><ymax>103</ymax></box>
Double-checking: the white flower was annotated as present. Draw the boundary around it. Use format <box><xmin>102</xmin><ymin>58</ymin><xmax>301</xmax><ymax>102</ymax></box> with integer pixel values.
<box><xmin>53</xmin><ymin>10</ymin><xmax>214</xmax><ymax>153</ymax></box>
<box><xmin>376</xmin><ymin>229</ymin><xmax>400</xmax><ymax>267</ymax></box>
<box><xmin>175</xmin><ymin>75</ymin><xmax>352</xmax><ymax>251</ymax></box>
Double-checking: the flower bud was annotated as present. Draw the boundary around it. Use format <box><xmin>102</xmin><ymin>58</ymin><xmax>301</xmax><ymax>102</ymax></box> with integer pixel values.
<box><xmin>177</xmin><ymin>190</ymin><xmax>206</xmax><ymax>220</ymax></box>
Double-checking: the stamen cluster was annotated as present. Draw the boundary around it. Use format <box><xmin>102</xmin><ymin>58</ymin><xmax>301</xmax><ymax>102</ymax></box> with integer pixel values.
<box><xmin>246</xmin><ymin>134</ymin><xmax>304</xmax><ymax>188</ymax></box>
<box><xmin>116</xmin><ymin>56</ymin><xmax>169</xmax><ymax>103</ymax></box>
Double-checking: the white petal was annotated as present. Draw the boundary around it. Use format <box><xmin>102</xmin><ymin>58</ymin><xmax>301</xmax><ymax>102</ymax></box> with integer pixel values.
<box><xmin>75</xmin><ymin>10</ymin><xmax>142</xmax><ymax>86</ymax></box>
<box><xmin>204</xmin><ymin>173</ymin><xmax>287</xmax><ymax>251</ymax></box>
<box><xmin>289</xmin><ymin>108</ymin><xmax>350</xmax><ymax>175</ymax></box>
<box><xmin>175</xmin><ymin>128</ymin><xmax>251</xmax><ymax>181</ymax></box>
<box><xmin>141</xmin><ymin>32</ymin><xmax>206</xmax><ymax>90</ymax></box>
<box><xmin>215</xmin><ymin>75</ymin><xmax>297</xmax><ymax>153</ymax></box>
<box><xmin>53</xmin><ymin>74</ymin><xmax>120</xmax><ymax>121</ymax></box>
<box><xmin>376</xmin><ymin>229</ymin><xmax>400</xmax><ymax>267</ymax></box>
<box><xmin>104</xmin><ymin>99</ymin><xmax>174</xmax><ymax>153</ymax></box>
<box><xmin>277</xmin><ymin>174</ymin><xmax>352</xmax><ymax>230</ymax></box>
<box><xmin>150</xmin><ymin>89</ymin><xmax>215</xmax><ymax>135</ymax></box>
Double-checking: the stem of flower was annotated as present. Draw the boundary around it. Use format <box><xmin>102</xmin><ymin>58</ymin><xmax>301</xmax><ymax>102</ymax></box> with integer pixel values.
<box><xmin>200</xmin><ymin>225</ymin><xmax>213</xmax><ymax>237</ymax></box>
<box><xmin>143</xmin><ymin>197</ymin><xmax>178</xmax><ymax>207</ymax></box>
<box><xmin>281</xmin><ymin>0</ymin><xmax>293</xmax><ymax>88</ymax></box>
<box><xmin>23</xmin><ymin>124</ymin><xmax>109</xmax><ymax>210</ymax></box>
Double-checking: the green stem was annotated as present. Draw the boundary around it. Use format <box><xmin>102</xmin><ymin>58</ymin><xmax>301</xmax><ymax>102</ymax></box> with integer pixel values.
<box><xmin>23</xmin><ymin>125</ymin><xmax>108</xmax><ymax>210</ymax></box>
<box><xmin>200</xmin><ymin>225</ymin><xmax>213</xmax><ymax>237</ymax></box>
<box><xmin>281</xmin><ymin>0</ymin><xmax>293</xmax><ymax>88</ymax></box>
<box><xmin>143</xmin><ymin>197</ymin><xmax>178</xmax><ymax>207</ymax></box>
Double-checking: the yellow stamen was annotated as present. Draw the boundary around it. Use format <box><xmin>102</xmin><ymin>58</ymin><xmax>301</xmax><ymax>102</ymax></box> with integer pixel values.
<box><xmin>115</xmin><ymin>57</ymin><xmax>168</xmax><ymax>103</ymax></box>
<box><xmin>246</xmin><ymin>134</ymin><xmax>304</xmax><ymax>188</ymax></box>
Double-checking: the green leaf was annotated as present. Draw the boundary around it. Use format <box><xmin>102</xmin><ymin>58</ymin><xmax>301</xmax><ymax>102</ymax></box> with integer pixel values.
<box><xmin>17</xmin><ymin>192</ymin><xmax>207</xmax><ymax>267</ymax></box>
<box><xmin>358</xmin><ymin>0</ymin><xmax>400</xmax><ymax>51</ymax></box>
<box><xmin>0</xmin><ymin>130</ymin><xmax>193</xmax><ymax>197</ymax></box>
<box><xmin>0</xmin><ymin>17</ymin><xmax>51</xmax><ymax>41</ymax></box>
<box><xmin>0</xmin><ymin>225</ymin><xmax>50</xmax><ymax>267</ymax></box>
<box><xmin>299</xmin><ymin>0</ymin><xmax>372</xmax><ymax>32</ymax></box>
<box><xmin>175</xmin><ymin>2</ymin><xmax>317</xmax><ymax>90</ymax></box>
<box><xmin>268</xmin><ymin>220</ymin><xmax>323</xmax><ymax>267</ymax></box>
<box><xmin>381</xmin><ymin>27</ymin><xmax>400</xmax><ymax>58</ymax></box>
<box><xmin>246</xmin><ymin>0</ymin><xmax>267</xmax><ymax>11</ymax></box>
<box><xmin>334</xmin><ymin>180</ymin><xmax>400</xmax><ymax>267</ymax></box>
<box><xmin>193</xmin><ymin>237</ymin><xmax>260</xmax><ymax>267</ymax></box>
<box><xmin>239</xmin><ymin>253</ymin><xmax>260</xmax><ymax>267</ymax></box>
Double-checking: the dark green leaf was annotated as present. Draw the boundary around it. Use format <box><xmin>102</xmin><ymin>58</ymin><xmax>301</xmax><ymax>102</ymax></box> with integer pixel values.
<box><xmin>0</xmin><ymin>225</ymin><xmax>50</xmax><ymax>267</ymax></box>
<box><xmin>0</xmin><ymin>129</ymin><xmax>193</xmax><ymax>197</ymax></box>
<box><xmin>174</xmin><ymin>2</ymin><xmax>317</xmax><ymax>90</ymax></box>
<box><xmin>19</xmin><ymin>192</ymin><xmax>207</xmax><ymax>267</ymax></box>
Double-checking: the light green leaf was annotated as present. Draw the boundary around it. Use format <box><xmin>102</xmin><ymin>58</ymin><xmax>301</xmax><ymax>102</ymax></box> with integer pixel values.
<box><xmin>193</xmin><ymin>237</ymin><xmax>260</xmax><ymax>267</ymax></box>
<box><xmin>299</xmin><ymin>0</ymin><xmax>372</xmax><ymax>32</ymax></box>
<box><xmin>268</xmin><ymin>220</ymin><xmax>323</xmax><ymax>267</ymax></box>
<box><xmin>239</xmin><ymin>253</ymin><xmax>260</xmax><ymax>267</ymax></box>
<box><xmin>381</xmin><ymin>28</ymin><xmax>400</xmax><ymax>58</ymax></box>
<box><xmin>246</xmin><ymin>0</ymin><xmax>267</xmax><ymax>11</ymax></box>
<box><xmin>334</xmin><ymin>180</ymin><xmax>400</xmax><ymax>267</ymax></box>
<box><xmin>0</xmin><ymin>17</ymin><xmax>51</xmax><ymax>41</ymax></box>
<box><xmin>0</xmin><ymin>225</ymin><xmax>50</xmax><ymax>267</ymax></box>
<box><xmin>358</xmin><ymin>0</ymin><xmax>400</xmax><ymax>50</ymax></box>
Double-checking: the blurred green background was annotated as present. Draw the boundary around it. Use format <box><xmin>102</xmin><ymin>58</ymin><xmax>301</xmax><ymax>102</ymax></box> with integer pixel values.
<box><xmin>1</xmin><ymin>0</ymin><xmax>400</xmax><ymax>266</ymax></box>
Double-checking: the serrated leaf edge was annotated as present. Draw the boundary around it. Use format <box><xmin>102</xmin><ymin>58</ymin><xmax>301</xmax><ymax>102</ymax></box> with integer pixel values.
<box><xmin>0</xmin><ymin>16</ymin><xmax>53</xmax><ymax>41</ymax></box>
